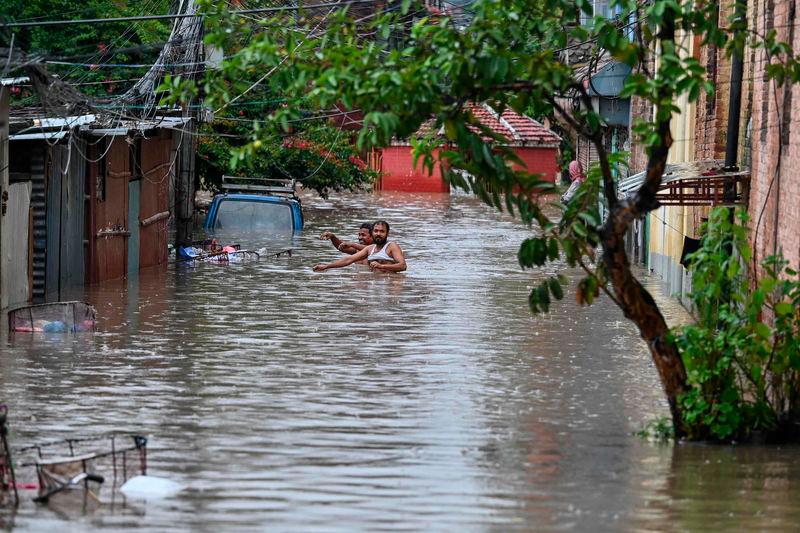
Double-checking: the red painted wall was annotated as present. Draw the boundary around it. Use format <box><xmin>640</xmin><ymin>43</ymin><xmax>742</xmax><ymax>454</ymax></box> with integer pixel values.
<box><xmin>377</xmin><ymin>145</ymin><xmax>558</xmax><ymax>192</ymax></box>
<box><xmin>513</xmin><ymin>146</ymin><xmax>559</xmax><ymax>183</ymax></box>
<box><xmin>378</xmin><ymin>146</ymin><xmax>450</xmax><ymax>193</ymax></box>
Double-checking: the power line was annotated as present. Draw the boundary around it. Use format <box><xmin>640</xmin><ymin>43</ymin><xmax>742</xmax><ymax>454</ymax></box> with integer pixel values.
<box><xmin>51</xmin><ymin>0</ymin><xmax>168</xmax><ymax>97</ymax></box>
<box><xmin>44</xmin><ymin>59</ymin><xmax>215</xmax><ymax>69</ymax></box>
<box><xmin>0</xmin><ymin>1</ymin><xmax>377</xmax><ymax>29</ymax></box>
<box><xmin>214</xmin><ymin>2</ymin><xmax>341</xmax><ymax>114</ymax></box>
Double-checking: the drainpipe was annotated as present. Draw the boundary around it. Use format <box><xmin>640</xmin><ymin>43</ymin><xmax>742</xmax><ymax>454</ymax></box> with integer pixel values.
<box><xmin>723</xmin><ymin>1</ymin><xmax>746</xmax><ymax>200</ymax></box>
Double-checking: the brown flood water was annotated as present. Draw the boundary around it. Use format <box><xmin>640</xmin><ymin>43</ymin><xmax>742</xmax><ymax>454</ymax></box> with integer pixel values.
<box><xmin>1</xmin><ymin>191</ymin><xmax>799</xmax><ymax>531</ymax></box>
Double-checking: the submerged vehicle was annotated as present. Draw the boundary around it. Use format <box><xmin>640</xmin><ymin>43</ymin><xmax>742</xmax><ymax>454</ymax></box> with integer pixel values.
<box><xmin>203</xmin><ymin>176</ymin><xmax>304</xmax><ymax>232</ymax></box>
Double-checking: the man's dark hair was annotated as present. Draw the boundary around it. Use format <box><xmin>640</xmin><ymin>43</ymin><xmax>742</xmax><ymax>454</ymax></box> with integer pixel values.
<box><xmin>373</xmin><ymin>220</ymin><xmax>390</xmax><ymax>233</ymax></box>
<box><xmin>360</xmin><ymin>222</ymin><xmax>373</xmax><ymax>231</ymax></box>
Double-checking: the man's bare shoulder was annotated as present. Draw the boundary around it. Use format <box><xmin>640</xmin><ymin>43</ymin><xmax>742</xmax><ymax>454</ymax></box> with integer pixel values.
<box><xmin>388</xmin><ymin>241</ymin><xmax>404</xmax><ymax>253</ymax></box>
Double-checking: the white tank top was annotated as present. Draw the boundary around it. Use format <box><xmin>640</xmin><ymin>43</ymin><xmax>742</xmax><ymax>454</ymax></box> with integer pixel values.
<box><xmin>367</xmin><ymin>242</ymin><xmax>394</xmax><ymax>262</ymax></box>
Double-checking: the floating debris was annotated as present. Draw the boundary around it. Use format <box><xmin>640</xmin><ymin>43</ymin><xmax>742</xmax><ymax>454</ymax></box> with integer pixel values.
<box><xmin>8</xmin><ymin>302</ymin><xmax>96</xmax><ymax>333</ymax></box>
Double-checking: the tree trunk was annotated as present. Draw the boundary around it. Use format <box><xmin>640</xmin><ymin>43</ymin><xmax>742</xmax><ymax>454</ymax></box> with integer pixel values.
<box><xmin>590</xmin><ymin>9</ymin><xmax>689</xmax><ymax>438</ymax></box>
<box><xmin>603</xmin><ymin>207</ymin><xmax>688</xmax><ymax>437</ymax></box>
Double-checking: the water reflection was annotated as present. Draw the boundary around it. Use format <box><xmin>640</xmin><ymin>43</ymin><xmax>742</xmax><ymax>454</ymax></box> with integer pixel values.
<box><xmin>1</xmin><ymin>191</ymin><xmax>799</xmax><ymax>531</ymax></box>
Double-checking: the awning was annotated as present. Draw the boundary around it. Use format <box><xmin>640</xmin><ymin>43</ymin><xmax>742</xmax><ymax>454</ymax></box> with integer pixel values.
<box><xmin>618</xmin><ymin>159</ymin><xmax>750</xmax><ymax>206</ymax></box>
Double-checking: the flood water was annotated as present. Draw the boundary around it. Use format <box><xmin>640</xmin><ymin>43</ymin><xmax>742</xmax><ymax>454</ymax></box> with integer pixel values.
<box><xmin>1</xmin><ymin>191</ymin><xmax>799</xmax><ymax>531</ymax></box>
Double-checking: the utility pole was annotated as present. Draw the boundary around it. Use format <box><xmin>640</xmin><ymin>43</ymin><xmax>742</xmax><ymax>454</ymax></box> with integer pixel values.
<box><xmin>175</xmin><ymin>109</ymin><xmax>196</xmax><ymax>248</ymax></box>
<box><xmin>122</xmin><ymin>0</ymin><xmax>201</xmax><ymax>249</ymax></box>
<box><xmin>0</xmin><ymin>86</ymin><xmax>8</xmax><ymax>309</ymax></box>
<box><xmin>720</xmin><ymin>0</ymin><xmax>747</xmax><ymax>307</ymax></box>
<box><xmin>174</xmin><ymin>0</ymin><xmax>201</xmax><ymax>249</ymax></box>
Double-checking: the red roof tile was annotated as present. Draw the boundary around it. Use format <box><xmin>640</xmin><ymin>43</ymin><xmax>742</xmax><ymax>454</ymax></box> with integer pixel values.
<box><xmin>398</xmin><ymin>103</ymin><xmax>560</xmax><ymax>147</ymax></box>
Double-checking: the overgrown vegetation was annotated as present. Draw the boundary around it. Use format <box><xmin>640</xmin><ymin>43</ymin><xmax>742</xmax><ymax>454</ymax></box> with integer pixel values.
<box><xmin>637</xmin><ymin>416</ymin><xmax>674</xmax><ymax>443</ymax></box>
<box><xmin>0</xmin><ymin>0</ymin><xmax>171</xmax><ymax>100</ymax></box>
<box><xmin>199</xmin><ymin>115</ymin><xmax>376</xmax><ymax>197</ymax></box>
<box><xmin>675</xmin><ymin>208</ymin><xmax>800</xmax><ymax>441</ymax></box>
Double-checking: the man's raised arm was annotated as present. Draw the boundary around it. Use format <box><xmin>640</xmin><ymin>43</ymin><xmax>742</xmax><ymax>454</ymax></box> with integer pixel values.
<box><xmin>313</xmin><ymin>246</ymin><xmax>372</xmax><ymax>272</ymax></box>
<box><xmin>338</xmin><ymin>241</ymin><xmax>367</xmax><ymax>254</ymax></box>
<box><xmin>319</xmin><ymin>231</ymin><xmax>344</xmax><ymax>251</ymax></box>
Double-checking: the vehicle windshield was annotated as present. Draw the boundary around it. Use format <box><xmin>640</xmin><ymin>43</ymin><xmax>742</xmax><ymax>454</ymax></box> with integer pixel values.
<box><xmin>213</xmin><ymin>199</ymin><xmax>294</xmax><ymax>231</ymax></box>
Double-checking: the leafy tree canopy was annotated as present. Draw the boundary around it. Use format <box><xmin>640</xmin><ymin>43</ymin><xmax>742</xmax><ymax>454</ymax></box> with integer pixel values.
<box><xmin>198</xmin><ymin>106</ymin><xmax>376</xmax><ymax>197</ymax></box>
<box><xmin>0</xmin><ymin>0</ymin><xmax>172</xmax><ymax>100</ymax></box>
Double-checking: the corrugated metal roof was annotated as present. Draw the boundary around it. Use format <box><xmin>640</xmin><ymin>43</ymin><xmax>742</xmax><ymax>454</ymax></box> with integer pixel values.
<box><xmin>9</xmin><ymin>131</ymin><xmax>69</xmax><ymax>141</ymax></box>
<box><xmin>10</xmin><ymin>113</ymin><xmax>190</xmax><ymax>137</ymax></box>
<box><xmin>0</xmin><ymin>76</ymin><xmax>29</xmax><ymax>86</ymax></box>
<box><xmin>619</xmin><ymin>159</ymin><xmax>750</xmax><ymax>205</ymax></box>
<box><xmin>37</xmin><ymin>115</ymin><xmax>97</xmax><ymax>129</ymax></box>
<box><xmin>83</xmin><ymin>116</ymin><xmax>191</xmax><ymax>135</ymax></box>
<box><xmin>619</xmin><ymin>160</ymin><xmax>723</xmax><ymax>196</ymax></box>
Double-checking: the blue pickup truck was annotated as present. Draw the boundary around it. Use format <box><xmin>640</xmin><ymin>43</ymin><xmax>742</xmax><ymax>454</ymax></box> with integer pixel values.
<box><xmin>204</xmin><ymin>176</ymin><xmax>304</xmax><ymax>232</ymax></box>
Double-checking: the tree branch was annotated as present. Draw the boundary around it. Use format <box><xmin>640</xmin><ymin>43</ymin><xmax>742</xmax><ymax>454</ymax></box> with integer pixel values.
<box><xmin>570</xmin><ymin>79</ymin><xmax>619</xmax><ymax>209</ymax></box>
<box><xmin>575</xmin><ymin>255</ymin><xmax>621</xmax><ymax>307</ymax></box>
<box><xmin>547</xmin><ymin>95</ymin><xmax>594</xmax><ymax>139</ymax></box>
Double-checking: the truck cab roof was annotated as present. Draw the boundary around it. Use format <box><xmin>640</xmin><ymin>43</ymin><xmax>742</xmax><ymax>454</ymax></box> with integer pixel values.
<box><xmin>203</xmin><ymin>177</ymin><xmax>304</xmax><ymax>232</ymax></box>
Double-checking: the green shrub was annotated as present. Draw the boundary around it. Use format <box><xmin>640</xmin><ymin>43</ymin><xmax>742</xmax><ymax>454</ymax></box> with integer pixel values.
<box><xmin>198</xmin><ymin>120</ymin><xmax>377</xmax><ymax>198</ymax></box>
<box><xmin>674</xmin><ymin>207</ymin><xmax>800</xmax><ymax>441</ymax></box>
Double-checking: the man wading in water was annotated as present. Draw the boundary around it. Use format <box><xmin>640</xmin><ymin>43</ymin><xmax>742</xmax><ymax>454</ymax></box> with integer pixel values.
<box><xmin>313</xmin><ymin>220</ymin><xmax>407</xmax><ymax>273</ymax></box>
<box><xmin>319</xmin><ymin>223</ymin><xmax>373</xmax><ymax>256</ymax></box>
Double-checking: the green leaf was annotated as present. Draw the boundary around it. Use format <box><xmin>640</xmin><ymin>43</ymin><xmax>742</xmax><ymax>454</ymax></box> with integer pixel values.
<box><xmin>572</xmin><ymin>222</ymin><xmax>588</xmax><ymax>238</ymax></box>
<box><xmin>518</xmin><ymin>238</ymin><xmax>549</xmax><ymax>268</ymax></box>
<box><xmin>548</xmin><ymin>277</ymin><xmax>564</xmax><ymax>300</ymax></box>
<box><xmin>754</xmin><ymin>323</ymin><xmax>771</xmax><ymax>340</ymax></box>
<box><xmin>547</xmin><ymin>238</ymin><xmax>559</xmax><ymax>261</ymax></box>
<box><xmin>578</xmin><ymin>212</ymin><xmax>599</xmax><ymax>227</ymax></box>
<box><xmin>537</xmin><ymin>283</ymin><xmax>551</xmax><ymax>312</ymax></box>
<box><xmin>528</xmin><ymin>287</ymin><xmax>541</xmax><ymax>313</ymax></box>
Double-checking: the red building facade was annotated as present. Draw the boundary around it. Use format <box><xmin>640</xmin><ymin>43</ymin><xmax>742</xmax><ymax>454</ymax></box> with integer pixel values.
<box><xmin>373</xmin><ymin>104</ymin><xmax>561</xmax><ymax>193</ymax></box>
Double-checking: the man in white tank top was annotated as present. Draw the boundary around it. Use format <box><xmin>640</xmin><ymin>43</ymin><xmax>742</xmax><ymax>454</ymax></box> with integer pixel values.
<box><xmin>313</xmin><ymin>220</ymin><xmax>407</xmax><ymax>273</ymax></box>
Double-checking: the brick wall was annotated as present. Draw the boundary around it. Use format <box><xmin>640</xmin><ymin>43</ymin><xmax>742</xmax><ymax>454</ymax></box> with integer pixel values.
<box><xmin>747</xmin><ymin>0</ymin><xmax>800</xmax><ymax>270</ymax></box>
<box><xmin>629</xmin><ymin>94</ymin><xmax>654</xmax><ymax>174</ymax></box>
<box><xmin>626</xmin><ymin>36</ymin><xmax>656</xmax><ymax>173</ymax></box>
<box><xmin>694</xmin><ymin>7</ymin><xmax>732</xmax><ymax>163</ymax></box>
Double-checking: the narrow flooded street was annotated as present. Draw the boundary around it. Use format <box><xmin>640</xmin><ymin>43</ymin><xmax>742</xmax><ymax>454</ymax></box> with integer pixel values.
<box><xmin>1</xmin><ymin>191</ymin><xmax>799</xmax><ymax>531</ymax></box>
